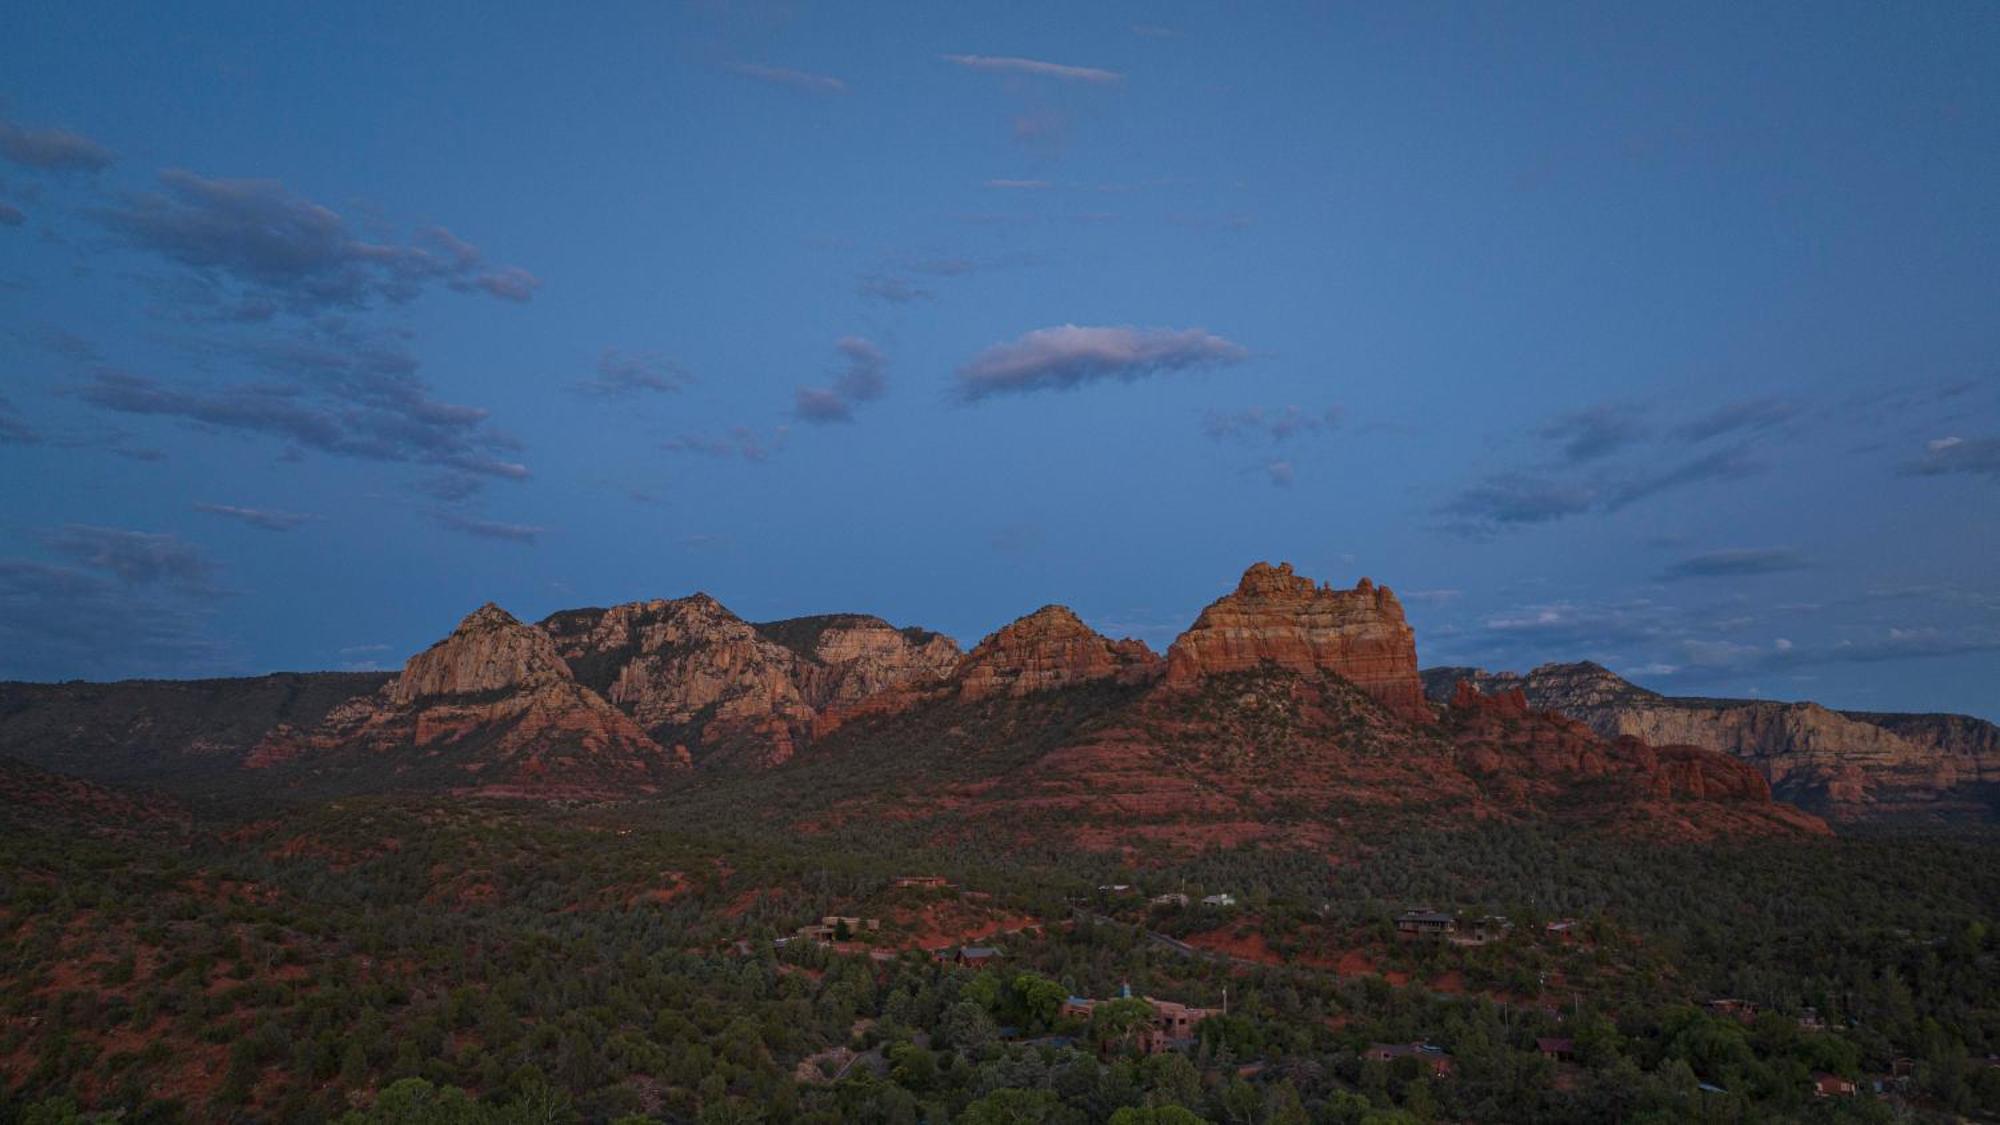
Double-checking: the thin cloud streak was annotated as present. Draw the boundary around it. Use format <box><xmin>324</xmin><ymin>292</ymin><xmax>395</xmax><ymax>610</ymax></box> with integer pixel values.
<box><xmin>957</xmin><ymin>324</ymin><xmax>1248</xmax><ymax>401</ymax></box>
<box><xmin>726</xmin><ymin>62</ymin><xmax>848</xmax><ymax>95</ymax></box>
<box><xmin>194</xmin><ymin>503</ymin><xmax>315</xmax><ymax>531</ymax></box>
<box><xmin>941</xmin><ymin>54</ymin><xmax>1123</xmax><ymax>84</ymax></box>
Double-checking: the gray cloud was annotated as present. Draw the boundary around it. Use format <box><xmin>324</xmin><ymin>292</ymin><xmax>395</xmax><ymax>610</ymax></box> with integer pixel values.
<box><xmin>1674</xmin><ymin>396</ymin><xmax>1799</xmax><ymax>443</ymax></box>
<box><xmin>1659</xmin><ymin>547</ymin><xmax>1809</xmax><ymax>581</ymax></box>
<box><xmin>1902</xmin><ymin>435</ymin><xmax>2000</xmax><ymax>480</ymax></box>
<box><xmin>0</xmin><ymin>560</ymin><xmax>227</xmax><ymax>680</ymax></box>
<box><xmin>1264</xmin><ymin>459</ymin><xmax>1295</xmax><ymax>487</ymax></box>
<box><xmin>0</xmin><ymin>118</ymin><xmax>114</xmax><ymax>173</ymax></box>
<box><xmin>727</xmin><ymin>62</ymin><xmax>848</xmax><ymax>95</ymax></box>
<box><xmin>433</xmin><ymin>511</ymin><xmax>543</xmax><ymax>544</ymax></box>
<box><xmin>793</xmin><ymin>387</ymin><xmax>852</xmax><ymax>423</ymax></box>
<box><xmin>0</xmin><ymin>202</ymin><xmax>22</xmax><ymax>227</ymax></box>
<box><xmin>573</xmin><ymin>347</ymin><xmax>691</xmax><ymax>397</ymax></box>
<box><xmin>857</xmin><ymin>274</ymin><xmax>931</xmax><ymax>303</ymax></box>
<box><xmin>74</xmin><ymin>321</ymin><xmax>529</xmax><ymax>487</ymax></box>
<box><xmin>0</xmin><ymin>394</ymin><xmax>41</xmax><ymax>444</ymax></box>
<box><xmin>96</xmin><ymin>169</ymin><xmax>538</xmax><ymax>314</ymax></box>
<box><xmin>38</xmin><ymin>525</ymin><xmax>219</xmax><ymax>594</ymax></box>
<box><xmin>1203</xmin><ymin>404</ymin><xmax>1342</xmax><ymax>443</ymax></box>
<box><xmin>957</xmin><ymin>324</ymin><xmax>1248</xmax><ymax>401</ymax></box>
<box><xmin>1439</xmin><ymin>473</ymin><xmax>1598</xmax><ymax>528</ymax></box>
<box><xmin>77</xmin><ymin>369</ymin><xmax>527</xmax><ymax>482</ymax></box>
<box><xmin>795</xmin><ymin>336</ymin><xmax>887</xmax><ymax>424</ymax></box>
<box><xmin>1441</xmin><ymin>442</ymin><xmax>1763</xmax><ymax>534</ymax></box>
<box><xmin>941</xmin><ymin>54</ymin><xmax>1123</xmax><ymax>84</ymax></box>
<box><xmin>193</xmin><ymin>502</ymin><xmax>314</xmax><ymax>531</ymax></box>
<box><xmin>663</xmin><ymin>425</ymin><xmax>786</xmax><ymax>461</ymax></box>
<box><xmin>1538</xmin><ymin>404</ymin><xmax>1649</xmax><ymax>463</ymax></box>
<box><xmin>1604</xmin><ymin>444</ymin><xmax>1763</xmax><ymax>509</ymax></box>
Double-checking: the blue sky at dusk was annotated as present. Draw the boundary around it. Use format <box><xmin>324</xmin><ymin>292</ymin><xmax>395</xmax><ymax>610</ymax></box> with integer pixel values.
<box><xmin>1</xmin><ymin>1</ymin><xmax>1995</xmax><ymax>719</ymax></box>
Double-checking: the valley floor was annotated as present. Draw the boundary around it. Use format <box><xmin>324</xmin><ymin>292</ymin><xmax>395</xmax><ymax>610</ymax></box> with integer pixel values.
<box><xmin>2</xmin><ymin>797</ymin><xmax>1997</xmax><ymax>1124</ymax></box>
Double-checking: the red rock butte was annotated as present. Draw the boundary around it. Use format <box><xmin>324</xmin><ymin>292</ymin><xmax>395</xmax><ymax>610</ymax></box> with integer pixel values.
<box><xmin>954</xmin><ymin>605</ymin><xmax>1163</xmax><ymax>701</ymax></box>
<box><xmin>1165</xmin><ymin>562</ymin><xmax>1431</xmax><ymax>723</ymax></box>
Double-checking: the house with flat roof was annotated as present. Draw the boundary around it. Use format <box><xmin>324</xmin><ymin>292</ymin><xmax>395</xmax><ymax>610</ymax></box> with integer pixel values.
<box><xmin>1396</xmin><ymin>910</ymin><xmax>1456</xmax><ymax>938</ymax></box>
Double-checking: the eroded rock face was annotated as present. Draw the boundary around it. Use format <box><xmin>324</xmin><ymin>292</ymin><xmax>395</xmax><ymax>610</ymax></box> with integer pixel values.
<box><xmin>390</xmin><ymin>603</ymin><xmax>571</xmax><ymax>704</ymax></box>
<box><xmin>259</xmin><ymin>604</ymin><xmax>686</xmax><ymax>788</ymax></box>
<box><xmin>955</xmin><ymin>606</ymin><xmax>1163</xmax><ymax>700</ymax></box>
<box><xmin>756</xmin><ymin>614</ymin><xmax>963</xmax><ymax>711</ymax></box>
<box><xmin>1165</xmin><ymin>563</ymin><xmax>1431</xmax><ymax>722</ymax></box>
<box><xmin>539</xmin><ymin>598</ymin><xmax>963</xmax><ymax>767</ymax></box>
<box><xmin>1442</xmin><ymin>680</ymin><xmax>1828</xmax><ymax>835</ymax></box>
<box><xmin>542</xmin><ymin>596</ymin><xmax>815</xmax><ymax>765</ymax></box>
<box><xmin>1424</xmin><ymin>662</ymin><xmax>2000</xmax><ymax>824</ymax></box>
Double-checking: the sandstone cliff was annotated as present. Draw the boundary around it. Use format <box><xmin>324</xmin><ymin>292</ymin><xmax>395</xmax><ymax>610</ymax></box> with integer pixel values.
<box><xmin>1165</xmin><ymin>563</ymin><xmax>1431</xmax><ymax>722</ymax></box>
<box><xmin>954</xmin><ymin>606</ymin><xmax>1163</xmax><ymax>701</ymax></box>
<box><xmin>1422</xmin><ymin>662</ymin><xmax>2000</xmax><ymax>824</ymax></box>
<box><xmin>542</xmin><ymin>596</ymin><xmax>816</xmax><ymax>766</ymax></box>
<box><xmin>539</xmin><ymin>598</ymin><xmax>962</xmax><ymax>767</ymax></box>
<box><xmin>257</xmin><ymin>604</ymin><xmax>687</xmax><ymax>790</ymax></box>
<box><xmin>1442</xmin><ymin>682</ymin><xmax>1829</xmax><ymax>836</ymax></box>
<box><xmin>755</xmin><ymin>614</ymin><xmax>963</xmax><ymax>710</ymax></box>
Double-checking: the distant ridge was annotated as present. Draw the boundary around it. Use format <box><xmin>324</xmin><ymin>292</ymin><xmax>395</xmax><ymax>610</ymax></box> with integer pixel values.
<box><xmin>1421</xmin><ymin>662</ymin><xmax>2000</xmax><ymax>825</ymax></box>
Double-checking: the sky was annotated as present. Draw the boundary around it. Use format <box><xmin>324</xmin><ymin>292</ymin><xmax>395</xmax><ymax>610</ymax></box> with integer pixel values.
<box><xmin>1</xmin><ymin>1</ymin><xmax>1996</xmax><ymax>720</ymax></box>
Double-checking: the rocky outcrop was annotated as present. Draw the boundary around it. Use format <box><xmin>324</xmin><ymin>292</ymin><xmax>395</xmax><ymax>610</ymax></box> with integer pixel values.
<box><xmin>390</xmin><ymin>603</ymin><xmax>571</xmax><ymax>703</ymax></box>
<box><xmin>810</xmin><ymin>607</ymin><xmax>1157</xmax><ymax>737</ymax></box>
<box><xmin>1423</xmin><ymin>663</ymin><xmax>2000</xmax><ymax>824</ymax></box>
<box><xmin>1165</xmin><ymin>563</ymin><xmax>1431</xmax><ymax>722</ymax></box>
<box><xmin>755</xmin><ymin>614</ymin><xmax>963</xmax><ymax>711</ymax></box>
<box><xmin>1442</xmin><ymin>681</ymin><xmax>1812</xmax><ymax>817</ymax></box>
<box><xmin>258</xmin><ymin>604</ymin><xmax>686</xmax><ymax>788</ymax></box>
<box><xmin>540</xmin><ymin>598</ymin><xmax>961</xmax><ymax>767</ymax></box>
<box><xmin>954</xmin><ymin>606</ymin><xmax>1163</xmax><ymax>700</ymax></box>
<box><xmin>543</xmin><ymin>596</ymin><xmax>815</xmax><ymax>765</ymax></box>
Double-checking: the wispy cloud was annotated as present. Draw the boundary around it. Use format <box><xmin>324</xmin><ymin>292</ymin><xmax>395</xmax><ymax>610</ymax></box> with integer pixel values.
<box><xmin>38</xmin><ymin>525</ymin><xmax>219</xmax><ymax>594</ymax></box>
<box><xmin>1674</xmin><ymin>396</ymin><xmax>1798</xmax><ymax>443</ymax></box>
<box><xmin>1658</xmin><ymin>547</ymin><xmax>1809</xmax><ymax>581</ymax></box>
<box><xmin>941</xmin><ymin>54</ymin><xmax>1123</xmax><ymax>84</ymax></box>
<box><xmin>795</xmin><ymin>336</ymin><xmax>888</xmax><ymax>423</ymax></box>
<box><xmin>957</xmin><ymin>324</ymin><xmax>1248</xmax><ymax>401</ymax></box>
<box><xmin>433</xmin><ymin>511</ymin><xmax>543</xmax><ymax>544</ymax></box>
<box><xmin>726</xmin><ymin>62</ymin><xmax>848</xmax><ymax>96</ymax></box>
<box><xmin>95</xmin><ymin>169</ymin><xmax>538</xmax><ymax>314</ymax></box>
<box><xmin>0</xmin><ymin>394</ymin><xmax>42</xmax><ymax>444</ymax></box>
<box><xmin>1264</xmin><ymin>459</ymin><xmax>1295</xmax><ymax>487</ymax></box>
<box><xmin>1203</xmin><ymin>404</ymin><xmax>1342</xmax><ymax>443</ymax></box>
<box><xmin>985</xmin><ymin>178</ymin><xmax>1051</xmax><ymax>190</ymax></box>
<box><xmin>194</xmin><ymin>502</ymin><xmax>314</xmax><ymax>531</ymax></box>
<box><xmin>0</xmin><ymin>116</ymin><xmax>114</xmax><ymax>173</ymax></box>
<box><xmin>663</xmin><ymin>425</ymin><xmax>787</xmax><ymax>461</ymax></box>
<box><xmin>71</xmin><ymin>320</ymin><xmax>529</xmax><ymax>491</ymax></box>
<box><xmin>0</xmin><ymin>559</ymin><xmax>227</xmax><ymax>680</ymax></box>
<box><xmin>0</xmin><ymin>202</ymin><xmax>23</xmax><ymax>227</ymax></box>
<box><xmin>573</xmin><ymin>347</ymin><xmax>691</xmax><ymax>397</ymax></box>
<box><xmin>857</xmin><ymin>274</ymin><xmax>931</xmax><ymax>303</ymax></box>
<box><xmin>1538</xmin><ymin>404</ymin><xmax>1649</xmax><ymax>463</ymax></box>
<box><xmin>1443</xmin><ymin>444</ymin><xmax>1763</xmax><ymax>533</ymax></box>
<box><xmin>1902</xmin><ymin>435</ymin><xmax>2000</xmax><ymax>480</ymax></box>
